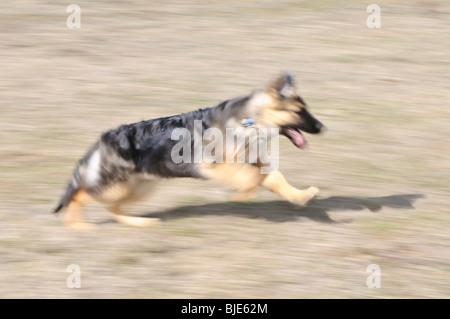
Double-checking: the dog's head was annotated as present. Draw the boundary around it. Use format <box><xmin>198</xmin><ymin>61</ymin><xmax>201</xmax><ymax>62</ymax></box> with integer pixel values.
<box><xmin>247</xmin><ymin>72</ymin><xmax>324</xmax><ymax>149</ymax></box>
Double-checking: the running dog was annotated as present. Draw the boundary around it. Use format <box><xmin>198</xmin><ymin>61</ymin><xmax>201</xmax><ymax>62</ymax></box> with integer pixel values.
<box><xmin>54</xmin><ymin>72</ymin><xmax>325</xmax><ymax>228</ymax></box>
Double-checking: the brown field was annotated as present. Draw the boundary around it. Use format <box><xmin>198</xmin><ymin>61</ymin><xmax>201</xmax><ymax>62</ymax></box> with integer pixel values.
<box><xmin>0</xmin><ymin>0</ymin><xmax>449</xmax><ymax>298</ymax></box>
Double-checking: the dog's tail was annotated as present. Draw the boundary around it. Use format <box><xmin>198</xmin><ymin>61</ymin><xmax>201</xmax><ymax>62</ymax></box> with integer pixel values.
<box><xmin>53</xmin><ymin>169</ymin><xmax>81</xmax><ymax>214</ymax></box>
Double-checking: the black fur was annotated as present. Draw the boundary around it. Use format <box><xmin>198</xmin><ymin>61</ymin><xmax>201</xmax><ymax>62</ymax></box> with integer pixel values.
<box><xmin>295</xmin><ymin>108</ymin><xmax>323</xmax><ymax>134</ymax></box>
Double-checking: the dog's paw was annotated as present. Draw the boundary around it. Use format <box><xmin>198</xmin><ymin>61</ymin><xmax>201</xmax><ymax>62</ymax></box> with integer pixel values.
<box><xmin>307</xmin><ymin>186</ymin><xmax>320</xmax><ymax>197</ymax></box>
<box><xmin>291</xmin><ymin>186</ymin><xmax>320</xmax><ymax>206</ymax></box>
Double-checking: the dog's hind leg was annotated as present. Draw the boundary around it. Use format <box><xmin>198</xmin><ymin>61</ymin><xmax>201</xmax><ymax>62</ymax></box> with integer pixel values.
<box><xmin>262</xmin><ymin>170</ymin><xmax>319</xmax><ymax>206</ymax></box>
<box><xmin>108</xmin><ymin>206</ymin><xmax>160</xmax><ymax>227</ymax></box>
<box><xmin>65</xmin><ymin>190</ymin><xmax>93</xmax><ymax>230</ymax></box>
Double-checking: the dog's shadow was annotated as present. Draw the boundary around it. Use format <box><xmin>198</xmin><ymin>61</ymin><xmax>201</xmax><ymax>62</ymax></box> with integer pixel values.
<box><xmin>144</xmin><ymin>194</ymin><xmax>424</xmax><ymax>223</ymax></box>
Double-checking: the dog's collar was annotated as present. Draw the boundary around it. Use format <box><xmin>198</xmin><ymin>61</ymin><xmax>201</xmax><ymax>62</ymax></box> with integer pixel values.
<box><xmin>241</xmin><ymin>117</ymin><xmax>255</xmax><ymax>127</ymax></box>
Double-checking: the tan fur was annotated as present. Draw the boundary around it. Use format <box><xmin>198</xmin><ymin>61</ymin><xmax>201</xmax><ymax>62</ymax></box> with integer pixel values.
<box><xmin>65</xmin><ymin>190</ymin><xmax>92</xmax><ymax>230</ymax></box>
<box><xmin>95</xmin><ymin>178</ymin><xmax>157</xmax><ymax>205</ymax></box>
<box><xmin>229</xmin><ymin>188</ymin><xmax>258</xmax><ymax>202</ymax></box>
<box><xmin>108</xmin><ymin>206</ymin><xmax>160</xmax><ymax>227</ymax></box>
<box><xmin>262</xmin><ymin>170</ymin><xmax>319</xmax><ymax>206</ymax></box>
<box><xmin>250</xmin><ymin>90</ymin><xmax>307</xmax><ymax>130</ymax></box>
<box><xmin>258</xmin><ymin>108</ymin><xmax>301</xmax><ymax>127</ymax></box>
<box><xmin>199</xmin><ymin>163</ymin><xmax>319</xmax><ymax>205</ymax></box>
<box><xmin>65</xmin><ymin>178</ymin><xmax>159</xmax><ymax>229</ymax></box>
<box><xmin>199</xmin><ymin>162</ymin><xmax>265</xmax><ymax>192</ymax></box>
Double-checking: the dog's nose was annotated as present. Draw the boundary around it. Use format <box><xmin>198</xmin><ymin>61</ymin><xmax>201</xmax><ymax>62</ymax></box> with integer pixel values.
<box><xmin>316</xmin><ymin>122</ymin><xmax>325</xmax><ymax>133</ymax></box>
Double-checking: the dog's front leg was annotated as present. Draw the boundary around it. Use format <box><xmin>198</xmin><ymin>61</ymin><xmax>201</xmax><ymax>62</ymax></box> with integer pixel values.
<box><xmin>262</xmin><ymin>170</ymin><xmax>319</xmax><ymax>206</ymax></box>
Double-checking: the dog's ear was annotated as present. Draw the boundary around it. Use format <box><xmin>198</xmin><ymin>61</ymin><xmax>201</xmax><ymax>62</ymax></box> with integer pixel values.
<box><xmin>267</xmin><ymin>71</ymin><xmax>296</xmax><ymax>98</ymax></box>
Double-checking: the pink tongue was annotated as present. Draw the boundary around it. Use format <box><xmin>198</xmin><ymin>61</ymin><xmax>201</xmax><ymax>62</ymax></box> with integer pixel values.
<box><xmin>288</xmin><ymin>128</ymin><xmax>305</xmax><ymax>149</ymax></box>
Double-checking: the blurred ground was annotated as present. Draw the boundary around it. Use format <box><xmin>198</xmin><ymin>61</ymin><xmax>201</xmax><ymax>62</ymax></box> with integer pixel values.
<box><xmin>0</xmin><ymin>0</ymin><xmax>449</xmax><ymax>298</ymax></box>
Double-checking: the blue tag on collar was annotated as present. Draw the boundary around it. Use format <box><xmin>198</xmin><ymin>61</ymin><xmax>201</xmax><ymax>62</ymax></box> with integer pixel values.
<box><xmin>242</xmin><ymin>117</ymin><xmax>255</xmax><ymax>127</ymax></box>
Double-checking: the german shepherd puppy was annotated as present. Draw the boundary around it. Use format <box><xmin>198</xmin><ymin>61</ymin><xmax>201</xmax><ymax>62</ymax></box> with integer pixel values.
<box><xmin>54</xmin><ymin>72</ymin><xmax>324</xmax><ymax>228</ymax></box>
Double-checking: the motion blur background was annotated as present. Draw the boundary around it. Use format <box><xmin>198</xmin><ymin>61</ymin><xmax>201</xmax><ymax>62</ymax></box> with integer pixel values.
<box><xmin>0</xmin><ymin>0</ymin><xmax>448</xmax><ymax>298</ymax></box>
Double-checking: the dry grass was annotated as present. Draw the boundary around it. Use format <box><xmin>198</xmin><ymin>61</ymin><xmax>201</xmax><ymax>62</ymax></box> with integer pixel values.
<box><xmin>0</xmin><ymin>0</ymin><xmax>449</xmax><ymax>298</ymax></box>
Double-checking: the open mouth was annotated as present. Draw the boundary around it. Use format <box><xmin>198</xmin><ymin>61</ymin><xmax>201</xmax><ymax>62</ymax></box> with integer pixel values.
<box><xmin>281</xmin><ymin>126</ymin><xmax>307</xmax><ymax>149</ymax></box>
